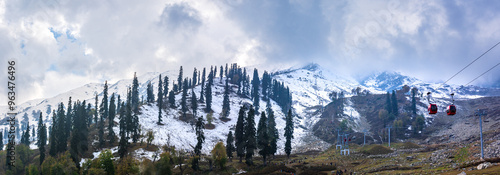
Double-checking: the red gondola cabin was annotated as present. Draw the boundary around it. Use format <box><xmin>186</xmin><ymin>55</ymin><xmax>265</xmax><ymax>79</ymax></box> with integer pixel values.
<box><xmin>446</xmin><ymin>105</ymin><xmax>456</xmax><ymax>115</ymax></box>
<box><xmin>428</xmin><ymin>104</ymin><xmax>438</xmax><ymax>114</ymax></box>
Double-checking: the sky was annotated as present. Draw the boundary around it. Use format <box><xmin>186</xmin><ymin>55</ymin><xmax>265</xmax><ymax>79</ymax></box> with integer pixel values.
<box><xmin>1</xmin><ymin>0</ymin><xmax>500</xmax><ymax>105</ymax></box>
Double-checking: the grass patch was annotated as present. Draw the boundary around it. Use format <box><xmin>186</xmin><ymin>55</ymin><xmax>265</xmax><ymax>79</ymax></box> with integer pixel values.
<box><xmin>399</xmin><ymin>142</ymin><xmax>421</xmax><ymax>149</ymax></box>
<box><xmin>454</xmin><ymin>146</ymin><xmax>469</xmax><ymax>164</ymax></box>
<box><xmin>360</xmin><ymin>144</ymin><xmax>393</xmax><ymax>155</ymax></box>
<box><xmin>245</xmin><ymin>165</ymin><xmax>295</xmax><ymax>175</ymax></box>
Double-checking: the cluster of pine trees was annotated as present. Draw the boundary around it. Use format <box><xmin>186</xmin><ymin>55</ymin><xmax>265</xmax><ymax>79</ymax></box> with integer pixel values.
<box><xmin>227</xmin><ymin>102</ymin><xmax>294</xmax><ymax>166</ymax></box>
<box><xmin>378</xmin><ymin>88</ymin><xmax>426</xmax><ymax>140</ymax></box>
<box><xmin>2</xmin><ymin>62</ymin><xmax>295</xmax><ymax>174</ymax></box>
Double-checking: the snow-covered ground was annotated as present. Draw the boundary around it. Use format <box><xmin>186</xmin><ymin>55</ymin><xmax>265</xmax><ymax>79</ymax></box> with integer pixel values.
<box><xmin>127</xmin><ymin>77</ymin><xmax>293</xmax><ymax>155</ymax></box>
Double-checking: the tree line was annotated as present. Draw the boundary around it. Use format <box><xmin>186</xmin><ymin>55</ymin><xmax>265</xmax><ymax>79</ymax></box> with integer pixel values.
<box><xmin>1</xmin><ymin>62</ymin><xmax>295</xmax><ymax>174</ymax></box>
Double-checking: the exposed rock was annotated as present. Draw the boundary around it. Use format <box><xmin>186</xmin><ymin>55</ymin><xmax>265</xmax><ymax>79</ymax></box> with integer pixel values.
<box><xmin>477</xmin><ymin>162</ymin><xmax>492</xmax><ymax>170</ymax></box>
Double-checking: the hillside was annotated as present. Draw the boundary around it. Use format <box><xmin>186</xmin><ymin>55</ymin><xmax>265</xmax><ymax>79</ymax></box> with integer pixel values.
<box><xmin>2</xmin><ymin>63</ymin><xmax>500</xmax><ymax>155</ymax></box>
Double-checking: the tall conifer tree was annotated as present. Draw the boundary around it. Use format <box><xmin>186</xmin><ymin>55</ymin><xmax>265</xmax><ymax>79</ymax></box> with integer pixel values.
<box><xmin>235</xmin><ymin>106</ymin><xmax>246</xmax><ymax>162</ymax></box>
<box><xmin>252</xmin><ymin>69</ymin><xmax>260</xmax><ymax>112</ymax></box>
<box><xmin>178</xmin><ymin>66</ymin><xmax>183</xmax><ymax>92</ymax></box>
<box><xmin>226</xmin><ymin>131</ymin><xmax>235</xmax><ymax>162</ymax></box>
<box><xmin>284</xmin><ymin>109</ymin><xmax>294</xmax><ymax>159</ymax></box>
<box><xmin>37</xmin><ymin>112</ymin><xmax>47</xmax><ymax>165</ymax></box>
<box><xmin>222</xmin><ymin>78</ymin><xmax>231</xmax><ymax>118</ymax></box>
<box><xmin>181</xmin><ymin>78</ymin><xmax>188</xmax><ymax>117</ymax></box>
<box><xmin>257</xmin><ymin>111</ymin><xmax>269</xmax><ymax>165</ymax></box>
<box><xmin>245</xmin><ymin>106</ymin><xmax>256</xmax><ymax>165</ymax></box>
<box><xmin>200</xmin><ymin>68</ymin><xmax>206</xmax><ymax>102</ymax></box>
<box><xmin>108</xmin><ymin>94</ymin><xmax>116</xmax><ymax>144</ymax></box>
<box><xmin>158</xmin><ymin>75</ymin><xmax>163</xmax><ymax>124</ymax></box>
<box><xmin>132</xmin><ymin>72</ymin><xmax>140</xmax><ymax>113</ymax></box>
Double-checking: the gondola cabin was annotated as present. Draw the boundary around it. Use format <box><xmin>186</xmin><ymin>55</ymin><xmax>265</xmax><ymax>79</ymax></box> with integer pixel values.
<box><xmin>428</xmin><ymin>104</ymin><xmax>438</xmax><ymax>114</ymax></box>
<box><xmin>446</xmin><ymin>105</ymin><xmax>456</xmax><ymax>115</ymax></box>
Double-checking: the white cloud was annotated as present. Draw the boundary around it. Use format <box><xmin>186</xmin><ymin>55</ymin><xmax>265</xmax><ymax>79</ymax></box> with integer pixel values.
<box><xmin>1</xmin><ymin>0</ymin><xmax>500</xmax><ymax>105</ymax></box>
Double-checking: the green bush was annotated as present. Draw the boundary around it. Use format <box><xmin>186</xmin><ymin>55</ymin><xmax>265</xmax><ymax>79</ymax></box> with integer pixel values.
<box><xmin>454</xmin><ymin>147</ymin><xmax>469</xmax><ymax>163</ymax></box>
<box><xmin>361</xmin><ymin>145</ymin><xmax>393</xmax><ymax>155</ymax></box>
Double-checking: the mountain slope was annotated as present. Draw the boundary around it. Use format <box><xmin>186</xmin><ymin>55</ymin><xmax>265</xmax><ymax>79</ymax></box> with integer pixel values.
<box><xmin>2</xmin><ymin>63</ymin><xmax>500</xmax><ymax>156</ymax></box>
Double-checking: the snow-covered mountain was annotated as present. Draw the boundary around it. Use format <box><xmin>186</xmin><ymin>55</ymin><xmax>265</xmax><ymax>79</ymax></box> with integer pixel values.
<box><xmin>2</xmin><ymin>63</ymin><xmax>500</xmax><ymax>156</ymax></box>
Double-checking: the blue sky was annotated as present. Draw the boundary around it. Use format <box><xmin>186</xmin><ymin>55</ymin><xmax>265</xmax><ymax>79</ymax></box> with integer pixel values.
<box><xmin>1</xmin><ymin>0</ymin><xmax>500</xmax><ymax>104</ymax></box>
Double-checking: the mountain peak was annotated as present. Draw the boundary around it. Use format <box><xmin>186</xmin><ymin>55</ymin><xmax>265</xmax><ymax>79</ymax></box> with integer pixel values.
<box><xmin>361</xmin><ymin>71</ymin><xmax>418</xmax><ymax>92</ymax></box>
<box><xmin>301</xmin><ymin>63</ymin><xmax>321</xmax><ymax>71</ymax></box>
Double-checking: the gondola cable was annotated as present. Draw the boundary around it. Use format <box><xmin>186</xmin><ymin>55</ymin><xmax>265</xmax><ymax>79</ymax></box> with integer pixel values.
<box><xmin>436</xmin><ymin>41</ymin><xmax>500</xmax><ymax>90</ymax></box>
<box><xmin>428</xmin><ymin>41</ymin><xmax>500</xmax><ymax>115</ymax></box>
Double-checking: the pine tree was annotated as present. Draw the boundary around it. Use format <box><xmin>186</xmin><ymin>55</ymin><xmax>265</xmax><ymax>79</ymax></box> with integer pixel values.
<box><xmin>117</xmin><ymin>95</ymin><xmax>121</xmax><ymax>112</ymax></box>
<box><xmin>56</xmin><ymin>102</ymin><xmax>67</xmax><ymax>152</ymax></box>
<box><xmin>266</xmin><ymin>100</ymin><xmax>278</xmax><ymax>158</ymax></box>
<box><xmin>118</xmin><ymin>103</ymin><xmax>128</xmax><ymax>158</ymax></box>
<box><xmin>235</xmin><ymin>106</ymin><xmax>246</xmax><ymax>162</ymax></box>
<box><xmin>391</xmin><ymin>90</ymin><xmax>398</xmax><ymax>117</ymax></box>
<box><xmin>242</xmin><ymin>68</ymin><xmax>249</xmax><ymax>96</ymax></box>
<box><xmin>245</xmin><ymin>106</ymin><xmax>256</xmax><ymax>165</ymax></box>
<box><xmin>209</xmin><ymin>66</ymin><xmax>214</xmax><ymax>85</ymax></box>
<box><xmin>261</xmin><ymin>71</ymin><xmax>269</xmax><ymax>101</ymax></box>
<box><xmin>98</xmin><ymin>110</ymin><xmax>105</xmax><ymax>148</ymax></box>
<box><xmin>220</xmin><ymin>65</ymin><xmax>223</xmax><ymax>83</ymax></box>
<box><xmin>195</xmin><ymin>116</ymin><xmax>205</xmax><ymax>155</ymax></box>
<box><xmin>158</xmin><ymin>75</ymin><xmax>164</xmax><ymax>124</ymax></box>
<box><xmin>226</xmin><ymin>131</ymin><xmax>235</xmax><ymax>162</ymax></box>
<box><xmin>192</xmin><ymin>68</ymin><xmax>197</xmax><ymax>86</ymax></box>
<box><xmin>284</xmin><ymin>109</ymin><xmax>294</xmax><ymax>159</ymax></box>
<box><xmin>178</xmin><ymin>66</ymin><xmax>183</xmax><ymax>92</ymax></box>
<box><xmin>173</xmin><ymin>83</ymin><xmax>178</xmax><ymax>92</ymax></box>
<box><xmin>87</xmin><ymin>103</ymin><xmax>92</xmax><ymax>127</ymax></box>
<box><xmin>194</xmin><ymin>116</ymin><xmax>205</xmax><ymax>171</ymax></box>
<box><xmin>32</xmin><ymin>123</ymin><xmax>36</xmax><ymax>141</ymax></box>
<box><xmin>222</xmin><ymin>78</ymin><xmax>231</xmax><ymax>118</ymax></box>
<box><xmin>21</xmin><ymin>121</ymin><xmax>30</xmax><ymax>145</ymax></box>
<box><xmin>69</xmin><ymin>101</ymin><xmax>81</xmax><ymax>168</ymax></box>
<box><xmin>225</xmin><ymin>63</ymin><xmax>228</xmax><ymax>77</ymax></box>
<box><xmin>49</xmin><ymin>110</ymin><xmax>57</xmax><ymax>157</ymax></box>
<box><xmin>101</xmin><ymin>81</ymin><xmax>109</xmax><ymax>120</ymax></box>
<box><xmin>70</xmin><ymin>100</ymin><xmax>89</xmax><ymax>168</ymax></box>
<box><xmin>65</xmin><ymin>97</ymin><xmax>73</xmax><ymax>141</ymax></box>
<box><xmin>98</xmin><ymin>82</ymin><xmax>109</xmax><ymax>148</ymax></box>
<box><xmin>168</xmin><ymin>90</ymin><xmax>176</xmax><ymax>108</ymax></box>
<box><xmin>200</xmin><ymin>68</ymin><xmax>206</xmax><ymax>102</ymax></box>
<box><xmin>147</xmin><ymin>81</ymin><xmax>154</xmax><ymax>103</ymax></box>
<box><xmin>38</xmin><ymin>112</ymin><xmax>47</xmax><ymax>165</ymax></box>
<box><xmin>181</xmin><ymin>78</ymin><xmax>189</xmax><ymax>118</ymax></box>
<box><xmin>132</xmin><ymin>72</ymin><xmax>140</xmax><ymax>113</ymax></box>
<box><xmin>252</xmin><ymin>69</ymin><xmax>260</xmax><ymax>112</ymax></box>
<box><xmin>205</xmin><ymin>70</ymin><xmax>213</xmax><ymax>112</ymax></box>
<box><xmin>191</xmin><ymin>88</ymin><xmax>198</xmax><ymax>116</ymax></box>
<box><xmin>94</xmin><ymin>94</ymin><xmax>99</xmax><ymax>124</ymax></box>
<box><xmin>257</xmin><ymin>111</ymin><xmax>269</xmax><ymax>165</ymax></box>
<box><xmin>108</xmin><ymin>93</ymin><xmax>116</xmax><ymax>144</ymax></box>
<box><xmin>132</xmin><ymin>112</ymin><xmax>139</xmax><ymax>143</ymax></box>
<box><xmin>214</xmin><ymin>66</ymin><xmax>217</xmax><ymax>79</ymax></box>
<box><xmin>385</xmin><ymin>92</ymin><xmax>392</xmax><ymax>115</ymax></box>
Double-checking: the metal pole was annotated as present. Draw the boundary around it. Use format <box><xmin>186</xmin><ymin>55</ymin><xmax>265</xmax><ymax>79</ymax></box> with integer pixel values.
<box><xmin>480</xmin><ymin>113</ymin><xmax>484</xmax><ymax>160</ymax></box>
<box><xmin>387</xmin><ymin>126</ymin><xmax>392</xmax><ymax>147</ymax></box>
<box><xmin>363</xmin><ymin>129</ymin><xmax>367</xmax><ymax>146</ymax></box>
<box><xmin>475</xmin><ymin>109</ymin><xmax>487</xmax><ymax>160</ymax></box>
